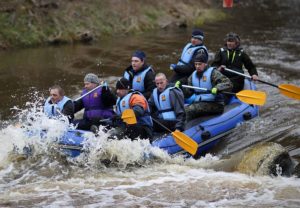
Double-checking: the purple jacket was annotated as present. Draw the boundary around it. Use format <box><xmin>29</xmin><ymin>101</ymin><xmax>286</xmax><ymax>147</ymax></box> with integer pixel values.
<box><xmin>82</xmin><ymin>87</ymin><xmax>114</xmax><ymax>120</ymax></box>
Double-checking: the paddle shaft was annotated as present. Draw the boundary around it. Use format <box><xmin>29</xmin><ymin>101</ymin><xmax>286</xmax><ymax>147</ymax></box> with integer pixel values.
<box><xmin>181</xmin><ymin>85</ymin><xmax>235</xmax><ymax>96</ymax></box>
<box><xmin>74</xmin><ymin>84</ymin><xmax>103</xmax><ymax>101</ymax></box>
<box><xmin>151</xmin><ymin>117</ymin><xmax>173</xmax><ymax>133</ymax></box>
<box><xmin>224</xmin><ymin>68</ymin><xmax>279</xmax><ymax>88</ymax></box>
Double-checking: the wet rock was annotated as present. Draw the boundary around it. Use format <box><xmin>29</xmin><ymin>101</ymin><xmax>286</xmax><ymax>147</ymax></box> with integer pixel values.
<box><xmin>236</xmin><ymin>142</ymin><xmax>294</xmax><ymax>177</ymax></box>
<box><xmin>293</xmin><ymin>163</ymin><xmax>300</xmax><ymax>178</ymax></box>
<box><xmin>208</xmin><ymin>142</ymin><xmax>294</xmax><ymax>177</ymax></box>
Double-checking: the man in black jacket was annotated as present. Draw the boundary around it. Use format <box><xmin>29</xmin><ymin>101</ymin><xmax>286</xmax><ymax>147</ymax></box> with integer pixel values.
<box><xmin>123</xmin><ymin>50</ymin><xmax>155</xmax><ymax>100</ymax></box>
<box><xmin>211</xmin><ymin>32</ymin><xmax>259</xmax><ymax>93</ymax></box>
<box><xmin>170</xmin><ymin>29</ymin><xmax>208</xmax><ymax>83</ymax></box>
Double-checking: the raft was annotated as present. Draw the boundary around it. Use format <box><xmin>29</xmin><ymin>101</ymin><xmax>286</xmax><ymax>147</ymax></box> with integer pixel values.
<box><xmin>55</xmin><ymin>79</ymin><xmax>259</xmax><ymax>158</ymax></box>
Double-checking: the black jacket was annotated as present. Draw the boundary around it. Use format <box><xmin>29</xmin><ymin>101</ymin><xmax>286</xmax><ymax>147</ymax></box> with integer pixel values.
<box><xmin>170</xmin><ymin>45</ymin><xmax>207</xmax><ymax>83</ymax></box>
<box><xmin>211</xmin><ymin>46</ymin><xmax>258</xmax><ymax>78</ymax></box>
<box><xmin>124</xmin><ymin>64</ymin><xmax>155</xmax><ymax>100</ymax></box>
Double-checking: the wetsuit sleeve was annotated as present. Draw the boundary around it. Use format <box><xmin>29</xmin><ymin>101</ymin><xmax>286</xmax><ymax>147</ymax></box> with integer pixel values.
<box><xmin>101</xmin><ymin>86</ymin><xmax>117</xmax><ymax>108</ymax></box>
<box><xmin>211</xmin><ymin>69</ymin><xmax>233</xmax><ymax>92</ymax></box>
<box><xmin>170</xmin><ymin>89</ymin><xmax>186</xmax><ymax>131</ymax></box>
<box><xmin>62</xmin><ymin>100</ymin><xmax>74</xmax><ymax>121</ymax></box>
<box><xmin>142</xmin><ymin>70</ymin><xmax>156</xmax><ymax>100</ymax></box>
<box><xmin>241</xmin><ymin>52</ymin><xmax>258</xmax><ymax>76</ymax></box>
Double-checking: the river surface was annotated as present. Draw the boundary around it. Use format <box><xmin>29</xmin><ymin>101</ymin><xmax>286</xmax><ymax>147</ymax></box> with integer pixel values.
<box><xmin>1</xmin><ymin>1</ymin><xmax>300</xmax><ymax>207</ymax></box>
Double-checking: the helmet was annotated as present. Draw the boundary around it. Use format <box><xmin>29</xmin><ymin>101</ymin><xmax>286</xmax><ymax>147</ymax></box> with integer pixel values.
<box><xmin>225</xmin><ymin>32</ymin><xmax>240</xmax><ymax>42</ymax></box>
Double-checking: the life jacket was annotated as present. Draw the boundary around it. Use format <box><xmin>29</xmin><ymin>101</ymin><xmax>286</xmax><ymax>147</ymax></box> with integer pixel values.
<box><xmin>186</xmin><ymin>67</ymin><xmax>216</xmax><ymax>103</ymax></box>
<box><xmin>82</xmin><ymin>87</ymin><xmax>114</xmax><ymax>120</ymax></box>
<box><xmin>177</xmin><ymin>43</ymin><xmax>208</xmax><ymax>66</ymax></box>
<box><xmin>44</xmin><ymin>96</ymin><xmax>71</xmax><ymax>117</ymax></box>
<box><xmin>219</xmin><ymin>47</ymin><xmax>244</xmax><ymax>78</ymax></box>
<box><xmin>152</xmin><ymin>87</ymin><xmax>177</xmax><ymax>121</ymax></box>
<box><xmin>116</xmin><ymin>91</ymin><xmax>153</xmax><ymax>127</ymax></box>
<box><xmin>124</xmin><ymin>66</ymin><xmax>153</xmax><ymax>93</ymax></box>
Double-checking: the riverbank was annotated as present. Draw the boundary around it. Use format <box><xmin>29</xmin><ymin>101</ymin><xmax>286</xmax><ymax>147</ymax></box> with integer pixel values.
<box><xmin>0</xmin><ymin>0</ymin><xmax>227</xmax><ymax>49</ymax></box>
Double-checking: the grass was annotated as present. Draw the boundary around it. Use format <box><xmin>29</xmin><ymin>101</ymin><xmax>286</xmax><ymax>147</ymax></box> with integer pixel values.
<box><xmin>0</xmin><ymin>0</ymin><xmax>227</xmax><ymax>48</ymax></box>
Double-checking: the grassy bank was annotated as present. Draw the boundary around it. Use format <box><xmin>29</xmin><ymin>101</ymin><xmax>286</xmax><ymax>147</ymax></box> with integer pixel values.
<box><xmin>0</xmin><ymin>0</ymin><xmax>227</xmax><ymax>49</ymax></box>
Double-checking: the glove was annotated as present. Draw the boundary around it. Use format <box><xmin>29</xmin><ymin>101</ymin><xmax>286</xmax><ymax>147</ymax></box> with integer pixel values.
<box><xmin>211</xmin><ymin>87</ymin><xmax>218</xmax><ymax>95</ymax></box>
<box><xmin>170</xmin><ymin>64</ymin><xmax>177</xmax><ymax>70</ymax></box>
<box><xmin>175</xmin><ymin>81</ymin><xmax>181</xmax><ymax>88</ymax></box>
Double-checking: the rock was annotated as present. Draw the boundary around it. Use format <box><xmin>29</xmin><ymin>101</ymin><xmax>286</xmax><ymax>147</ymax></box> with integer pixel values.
<box><xmin>236</xmin><ymin>142</ymin><xmax>294</xmax><ymax>176</ymax></box>
<box><xmin>74</xmin><ymin>31</ymin><xmax>94</xmax><ymax>43</ymax></box>
<box><xmin>208</xmin><ymin>142</ymin><xmax>294</xmax><ymax>177</ymax></box>
<box><xmin>293</xmin><ymin>163</ymin><xmax>300</xmax><ymax>178</ymax></box>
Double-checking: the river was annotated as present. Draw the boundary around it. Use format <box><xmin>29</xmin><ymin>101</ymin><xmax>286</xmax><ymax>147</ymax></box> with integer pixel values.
<box><xmin>0</xmin><ymin>1</ymin><xmax>300</xmax><ymax>207</ymax></box>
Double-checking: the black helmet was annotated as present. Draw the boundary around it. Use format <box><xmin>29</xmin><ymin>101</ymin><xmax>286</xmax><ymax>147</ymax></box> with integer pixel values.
<box><xmin>225</xmin><ymin>32</ymin><xmax>240</xmax><ymax>42</ymax></box>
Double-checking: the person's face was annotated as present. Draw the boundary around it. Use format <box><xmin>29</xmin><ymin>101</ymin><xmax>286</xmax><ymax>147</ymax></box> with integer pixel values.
<box><xmin>155</xmin><ymin>76</ymin><xmax>168</xmax><ymax>92</ymax></box>
<box><xmin>50</xmin><ymin>89</ymin><xmax>62</xmax><ymax>103</ymax></box>
<box><xmin>131</xmin><ymin>57</ymin><xmax>144</xmax><ymax>71</ymax></box>
<box><xmin>84</xmin><ymin>82</ymin><xmax>98</xmax><ymax>91</ymax></box>
<box><xmin>195</xmin><ymin>62</ymin><xmax>207</xmax><ymax>73</ymax></box>
<box><xmin>191</xmin><ymin>37</ymin><xmax>202</xmax><ymax>46</ymax></box>
<box><xmin>116</xmin><ymin>89</ymin><xmax>128</xmax><ymax>98</ymax></box>
<box><xmin>226</xmin><ymin>40</ymin><xmax>238</xmax><ymax>50</ymax></box>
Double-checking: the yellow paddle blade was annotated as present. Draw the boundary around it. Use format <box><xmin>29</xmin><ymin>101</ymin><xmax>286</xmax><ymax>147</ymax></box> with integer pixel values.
<box><xmin>172</xmin><ymin>130</ymin><xmax>198</xmax><ymax>155</ymax></box>
<box><xmin>236</xmin><ymin>90</ymin><xmax>267</xmax><ymax>106</ymax></box>
<box><xmin>279</xmin><ymin>84</ymin><xmax>300</xmax><ymax>100</ymax></box>
<box><xmin>121</xmin><ymin>109</ymin><xmax>137</xmax><ymax>125</ymax></box>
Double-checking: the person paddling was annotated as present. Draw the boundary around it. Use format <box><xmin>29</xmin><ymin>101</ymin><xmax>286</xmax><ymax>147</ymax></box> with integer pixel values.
<box><xmin>44</xmin><ymin>85</ymin><xmax>74</xmax><ymax>122</ymax></box>
<box><xmin>211</xmin><ymin>32</ymin><xmax>259</xmax><ymax>93</ymax></box>
<box><xmin>123</xmin><ymin>50</ymin><xmax>156</xmax><ymax>99</ymax></box>
<box><xmin>112</xmin><ymin>78</ymin><xmax>153</xmax><ymax>140</ymax></box>
<box><xmin>170</xmin><ymin>28</ymin><xmax>209</xmax><ymax>83</ymax></box>
<box><xmin>73</xmin><ymin>73</ymin><xmax>116</xmax><ymax>131</ymax></box>
<box><xmin>180</xmin><ymin>53</ymin><xmax>233</xmax><ymax>121</ymax></box>
<box><xmin>148</xmin><ymin>73</ymin><xmax>186</xmax><ymax>132</ymax></box>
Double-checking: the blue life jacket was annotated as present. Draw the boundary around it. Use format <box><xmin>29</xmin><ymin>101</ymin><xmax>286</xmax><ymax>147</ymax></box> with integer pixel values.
<box><xmin>116</xmin><ymin>91</ymin><xmax>153</xmax><ymax>127</ymax></box>
<box><xmin>82</xmin><ymin>87</ymin><xmax>114</xmax><ymax>120</ymax></box>
<box><xmin>186</xmin><ymin>67</ymin><xmax>216</xmax><ymax>103</ymax></box>
<box><xmin>152</xmin><ymin>87</ymin><xmax>177</xmax><ymax>121</ymax></box>
<box><xmin>44</xmin><ymin>96</ymin><xmax>71</xmax><ymax>117</ymax></box>
<box><xmin>177</xmin><ymin>43</ymin><xmax>208</xmax><ymax>66</ymax></box>
<box><xmin>124</xmin><ymin>66</ymin><xmax>152</xmax><ymax>93</ymax></box>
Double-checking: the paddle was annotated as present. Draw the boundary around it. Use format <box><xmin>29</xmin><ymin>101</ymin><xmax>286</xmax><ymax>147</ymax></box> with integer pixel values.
<box><xmin>224</xmin><ymin>67</ymin><xmax>300</xmax><ymax>100</ymax></box>
<box><xmin>121</xmin><ymin>109</ymin><xmax>137</xmax><ymax>125</ymax></box>
<box><xmin>74</xmin><ymin>84</ymin><xmax>103</xmax><ymax>101</ymax></box>
<box><xmin>121</xmin><ymin>109</ymin><xmax>198</xmax><ymax>155</ymax></box>
<box><xmin>182</xmin><ymin>85</ymin><xmax>267</xmax><ymax>106</ymax></box>
<box><xmin>152</xmin><ymin>117</ymin><xmax>198</xmax><ymax>155</ymax></box>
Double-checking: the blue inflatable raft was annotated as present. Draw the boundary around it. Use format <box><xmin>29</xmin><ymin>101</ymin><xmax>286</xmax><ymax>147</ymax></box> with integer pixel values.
<box><xmin>55</xmin><ymin>79</ymin><xmax>259</xmax><ymax>158</ymax></box>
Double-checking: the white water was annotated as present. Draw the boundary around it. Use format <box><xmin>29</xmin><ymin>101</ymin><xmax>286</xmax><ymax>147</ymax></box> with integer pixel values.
<box><xmin>0</xmin><ymin>99</ymin><xmax>299</xmax><ymax>207</ymax></box>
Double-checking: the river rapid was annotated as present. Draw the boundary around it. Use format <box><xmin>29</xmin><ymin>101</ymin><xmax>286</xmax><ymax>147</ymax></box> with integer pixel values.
<box><xmin>0</xmin><ymin>1</ymin><xmax>300</xmax><ymax>207</ymax></box>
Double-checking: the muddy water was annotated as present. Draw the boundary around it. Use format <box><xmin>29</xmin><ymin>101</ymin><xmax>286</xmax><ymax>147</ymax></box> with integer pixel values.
<box><xmin>0</xmin><ymin>1</ymin><xmax>300</xmax><ymax>207</ymax></box>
